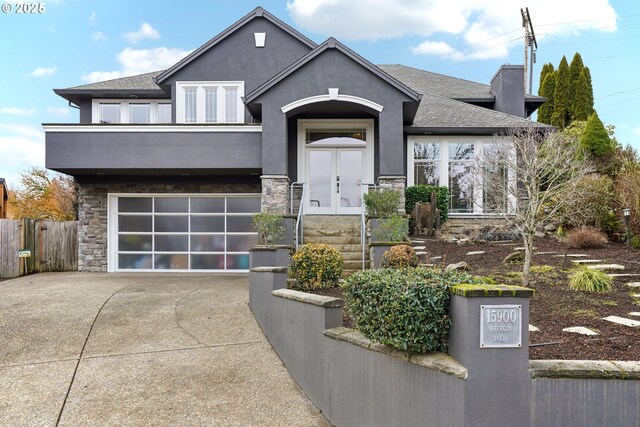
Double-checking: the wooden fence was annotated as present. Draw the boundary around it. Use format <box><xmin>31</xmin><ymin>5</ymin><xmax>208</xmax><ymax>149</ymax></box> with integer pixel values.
<box><xmin>0</xmin><ymin>219</ymin><xmax>78</xmax><ymax>278</ymax></box>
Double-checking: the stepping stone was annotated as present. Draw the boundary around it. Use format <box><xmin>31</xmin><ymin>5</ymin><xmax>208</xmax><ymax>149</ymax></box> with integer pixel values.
<box><xmin>430</xmin><ymin>256</ymin><xmax>442</xmax><ymax>260</ymax></box>
<box><xmin>629</xmin><ymin>312</ymin><xmax>640</xmax><ymax>317</ymax></box>
<box><xmin>411</xmin><ymin>238</ymin><xmax>426</xmax><ymax>242</ymax></box>
<box><xmin>587</xmin><ymin>264</ymin><xmax>625</xmax><ymax>270</ymax></box>
<box><xmin>631</xmin><ymin>294</ymin><xmax>640</xmax><ymax>298</ymax></box>
<box><xmin>529</xmin><ymin>324</ymin><xmax>540</xmax><ymax>332</ymax></box>
<box><xmin>554</xmin><ymin>254</ymin><xmax>588</xmax><ymax>258</ymax></box>
<box><xmin>514</xmin><ymin>247</ymin><xmax>537</xmax><ymax>251</ymax></box>
<box><xmin>413</xmin><ymin>246</ymin><xmax>426</xmax><ymax>250</ymax></box>
<box><xmin>466</xmin><ymin>251</ymin><xmax>485</xmax><ymax>255</ymax></box>
<box><xmin>627</xmin><ymin>282</ymin><xmax>640</xmax><ymax>288</ymax></box>
<box><xmin>416</xmin><ymin>251</ymin><xmax>427</xmax><ymax>255</ymax></box>
<box><xmin>534</xmin><ymin>251</ymin><xmax>557</xmax><ymax>255</ymax></box>
<box><xmin>562</xmin><ymin>326</ymin><xmax>598</xmax><ymax>336</ymax></box>
<box><xmin>608</xmin><ymin>274</ymin><xmax>640</xmax><ymax>277</ymax></box>
<box><xmin>572</xmin><ymin>259</ymin><xmax>603</xmax><ymax>264</ymax></box>
<box><xmin>602</xmin><ymin>316</ymin><xmax>640</xmax><ymax>328</ymax></box>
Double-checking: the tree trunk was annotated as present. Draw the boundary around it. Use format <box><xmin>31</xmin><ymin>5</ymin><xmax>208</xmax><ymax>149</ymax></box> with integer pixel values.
<box><xmin>522</xmin><ymin>232</ymin><xmax>534</xmax><ymax>287</ymax></box>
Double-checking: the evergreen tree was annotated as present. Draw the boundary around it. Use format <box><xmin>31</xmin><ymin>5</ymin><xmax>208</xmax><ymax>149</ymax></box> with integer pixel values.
<box><xmin>537</xmin><ymin>72</ymin><xmax>556</xmax><ymax>124</ymax></box>
<box><xmin>538</xmin><ymin>63</ymin><xmax>554</xmax><ymax>96</ymax></box>
<box><xmin>580</xmin><ymin>112</ymin><xmax>614</xmax><ymax>157</ymax></box>
<box><xmin>569</xmin><ymin>53</ymin><xmax>585</xmax><ymax>118</ymax></box>
<box><xmin>573</xmin><ymin>70</ymin><xmax>592</xmax><ymax>121</ymax></box>
<box><xmin>551</xmin><ymin>56</ymin><xmax>571</xmax><ymax>129</ymax></box>
<box><xmin>582</xmin><ymin>67</ymin><xmax>594</xmax><ymax>113</ymax></box>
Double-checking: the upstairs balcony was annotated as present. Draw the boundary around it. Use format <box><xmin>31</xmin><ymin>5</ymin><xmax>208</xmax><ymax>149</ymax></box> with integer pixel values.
<box><xmin>44</xmin><ymin>124</ymin><xmax>262</xmax><ymax>177</ymax></box>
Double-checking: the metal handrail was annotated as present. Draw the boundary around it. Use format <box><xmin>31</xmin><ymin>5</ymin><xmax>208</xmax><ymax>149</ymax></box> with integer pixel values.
<box><xmin>360</xmin><ymin>182</ymin><xmax>377</xmax><ymax>270</ymax></box>
<box><xmin>290</xmin><ymin>181</ymin><xmax>306</xmax><ymax>251</ymax></box>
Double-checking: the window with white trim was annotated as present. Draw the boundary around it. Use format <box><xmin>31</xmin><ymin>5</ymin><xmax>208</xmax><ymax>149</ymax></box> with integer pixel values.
<box><xmin>93</xmin><ymin>100</ymin><xmax>172</xmax><ymax>124</ymax></box>
<box><xmin>408</xmin><ymin>137</ymin><xmax>514</xmax><ymax>214</ymax></box>
<box><xmin>176</xmin><ymin>82</ymin><xmax>244</xmax><ymax>124</ymax></box>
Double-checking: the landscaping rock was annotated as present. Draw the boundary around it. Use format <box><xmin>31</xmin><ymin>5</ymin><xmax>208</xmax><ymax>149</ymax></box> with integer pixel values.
<box><xmin>572</xmin><ymin>259</ymin><xmax>603</xmax><ymax>264</ymax></box>
<box><xmin>544</xmin><ymin>223</ymin><xmax>557</xmax><ymax>232</ymax></box>
<box><xmin>466</xmin><ymin>251</ymin><xmax>485</xmax><ymax>255</ymax></box>
<box><xmin>627</xmin><ymin>282</ymin><xmax>640</xmax><ymax>288</ymax></box>
<box><xmin>445</xmin><ymin>261</ymin><xmax>468</xmax><ymax>271</ymax></box>
<box><xmin>554</xmin><ymin>254</ymin><xmax>588</xmax><ymax>258</ymax></box>
<box><xmin>562</xmin><ymin>326</ymin><xmax>598</xmax><ymax>336</ymax></box>
<box><xmin>535</xmin><ymin>231</ymin><xmax>546</xmax><ymax>238</ymax></box>
<box><xmin>534</xmin><ymin>251</ymin><xmax>557</xmax><ymax>255</ymax></box>
<box><xmin>608</xmin><ymin>273</ymin><xmax>640</xmax><ymax>277</ymax></box>
<box><xmin>602</xmin><ymin>316</ymin><xmax>640</xmax><ymax>328</ymax></box>
<box><xmin>529</xmin><ymin>324</ymin><xmax>540</xmax><ymax>332</ymax></box>
<box><xmin>629</xmin><ymin>312</ymin><xmax>640</xmax><ymax>317</ymax></box>
<box><xmin>503</xmin><ymin>251</ymin><xmax>524</xmax><ymax>264</ymax></box>
<box><xmin>413</xmin><ymin>246</ymin><xmax>426</xmax><ymax>250</ymax></box>
<box><xmin>586</xmin><ymin>264</ymin><xmax>625</xmax><ymax>270</ymax></box>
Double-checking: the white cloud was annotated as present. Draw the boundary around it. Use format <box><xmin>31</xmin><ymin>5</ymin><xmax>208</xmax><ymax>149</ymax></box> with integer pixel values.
<box><xmin>411</xmin><ymin>41</ymin><xmax>464</xmax><ymax>61</ymax></box>
<box><xmin>29</xmin><ymin>66</ymin><xmax>57</xmax><ymax>77</ymax></box>
<box><xmin>288</xmin><ymin>0</ymin><xmax>617</xmax><ymax>60</ymax></box>
<box><xmin>81</xmin><ymin>47</ymin><xmax>191</xmax><ymax>83</ymax></box>
<box><xmin>0</xmin><ymin>123</ymin><xmax>45</xmax><ymax>187</ymax></box>
<box><xmin>632</xmin><ymin>126</ymin><xmax>640</xmax><ymax>136</ymax></box>
<box><xmin>0</xmin><ymin>107</ymin><xmax>37</xmax><ymax>116</ymax></box>
<box><xmin>124</xmin><ymin>22</ymin><xmax>161</xmax><ymax>44</ymax></box>
<box><xmin>46</xmin><ymin>107</ymin><xmax>70</xmax><ymax>117</ymax></box>
<box><xmin>92</xmin><ymin>31</ymin><xmax>107</xmax><ymax>41</ymax></box>
<box><xmin>89</xmin><ymin>11</ymin><xmax>96</xmax><ymax>23</ymax></box>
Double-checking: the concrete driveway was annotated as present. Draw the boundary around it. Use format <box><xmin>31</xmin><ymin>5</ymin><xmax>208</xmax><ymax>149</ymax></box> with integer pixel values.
<box><xmin>0</xmin><ymin>273</ymin><xmax>329</xmax><ymax>426</ymax></box>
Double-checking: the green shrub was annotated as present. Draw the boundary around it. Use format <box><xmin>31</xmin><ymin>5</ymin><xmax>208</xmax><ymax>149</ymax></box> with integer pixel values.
<box><xmin>290</xmin><ymin>243</ymin><xmax>344</xmax><ymax>290</ymax></box>
<box><xmin>364</xmin><ymin>190</ymin><xmax>401</xmax><ymax>217</ymax></box>
<box><xmin>372</xmin><ymin>214</ymin><xmax>409</xmax><ymax>242</ymax></box>
<box><xmin>342</xmin><ymin>267</ymin><xmax>484</xmax><ymax>353</ymax></box>
<box><xmin>569</xmin><ymin>268</ymin><xmax>613</xmax><ymax>293</ymax></box>
<box><xmin>381</xmin><ymin>244</ymin><xmax>418</xmax><ymax>268</ymax></box>
<box><xmin>631</xmin><ymin>235</ymin><xmax>640</xmax><ymax>249</ymax></box>
<box><xmin>405</xmin><ymin>185</ymin><xmax>450</xmax><ymax>224</ymax></box>
<box><xmin>566</xmin><ymin>226</ymin><xmax>607</xmax><ymax>249</ymax></box>
<box><xmin>252</xmin><ymin>212</ymin><xmax>285</xmax><ymax>245</ymax></box>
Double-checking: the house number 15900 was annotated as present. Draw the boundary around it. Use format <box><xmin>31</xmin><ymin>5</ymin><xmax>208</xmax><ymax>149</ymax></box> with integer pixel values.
<box><xmin>486</xmin><ymin>308</ymin><xmax>518</xmax><ymax>323</ymax></box>
<box><xmin>480</xmin><ymin>304</ymin><xmax>522</xmax><ymax>348</ymax></box>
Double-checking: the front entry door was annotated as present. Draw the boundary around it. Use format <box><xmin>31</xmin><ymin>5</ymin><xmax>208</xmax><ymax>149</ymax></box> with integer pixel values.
<box><xmin>307</xmin><ymin>148</ymin><xmax>365</xmax><ymax>214</ymax></box>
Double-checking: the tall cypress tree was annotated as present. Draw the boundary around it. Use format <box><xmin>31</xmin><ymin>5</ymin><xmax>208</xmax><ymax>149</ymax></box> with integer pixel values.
<box><xmin>551</xmin><ymin>56</ymin><xmax>571</xmax><ymax>129</ymax></box>
<box><xmin>580</xmin><ymin>112</ymin><xmax>613</xmax><ymax>157</ymax></box>
<box><xmin>573</xmin><ymin>70</ymin><xmax>592</xmax><ymax>121</ymax></box>
<box><xmin>569</xmin><ymin>53</ymin><xmax>585</xmax><ymax>119</ymax></box>
<box><xmin>538</xmin><ymin>63</ymin><xmax>554</xmax><ymax>96</ymax></box>
<box><xmin>537</xmin><ymin>72</ymin><xmax>556</xmax><ymax>124</ymax></box>
<box><xmin>582</xmin><ymin>66</ymin><xmax>594</xmax><ymax>114</ymax></box>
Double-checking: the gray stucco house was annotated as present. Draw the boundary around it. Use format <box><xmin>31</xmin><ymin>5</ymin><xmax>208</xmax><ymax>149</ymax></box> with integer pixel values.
<box><xmin>45</xmin><ymin>7</ymin><xmax>545</xmax><ymax>273</ymax></box>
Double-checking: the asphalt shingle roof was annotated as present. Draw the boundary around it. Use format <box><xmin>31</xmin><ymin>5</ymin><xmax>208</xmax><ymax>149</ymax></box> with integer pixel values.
<box><xmin>66</xmin><ymin>71</ymin><xmax>164</xmax><ymax>91</ymax></box>
<box><xmin>378</xmin><ymin>64</ymin><xmax>493</xmax><ymax>99</ymax></box>
<box><xmin>413</xmin><ymin>93</ymin><xmax>541</xmax><ymax>128</ymax></box>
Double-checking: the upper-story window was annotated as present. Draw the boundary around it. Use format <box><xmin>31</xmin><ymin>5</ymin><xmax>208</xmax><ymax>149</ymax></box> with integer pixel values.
<box><xmin>176</xmin><ymin>82</ymin><xmax>244</xmax><ymax>124</ymax></box>
<box><xmin>93</xmin><ymin>100</ymin><xmax>172</xmax><ymax>124</ymax></box>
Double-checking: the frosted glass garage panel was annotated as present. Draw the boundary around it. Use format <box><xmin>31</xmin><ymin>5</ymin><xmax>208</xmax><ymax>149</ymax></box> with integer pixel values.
<box><xmin>114</xmin><ymin>195</ymin><xmax>259</xmax><ymax>271</ymax></box>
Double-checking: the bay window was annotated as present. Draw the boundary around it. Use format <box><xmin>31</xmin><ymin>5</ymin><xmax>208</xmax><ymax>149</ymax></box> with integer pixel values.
<box><xmin>408</xmin><ymin>137</ymin><xmax>514</xmax><ymax>215</ymax></box>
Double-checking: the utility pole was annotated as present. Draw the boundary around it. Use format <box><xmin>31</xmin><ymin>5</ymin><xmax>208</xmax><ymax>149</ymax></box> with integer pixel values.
<box><xmin>521</xmin><ymin>7</ymin><xmax>537</xmax><ymax>95</ymax></box>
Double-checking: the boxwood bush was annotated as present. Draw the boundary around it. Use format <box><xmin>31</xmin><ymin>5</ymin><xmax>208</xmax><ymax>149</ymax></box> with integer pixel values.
<box><xmin>342</xmin><ymin>267</ymin><xmax>484</xmax><ymax>353</ymax></box>
<box><xmin>405</xmin><ymin>185</ymin><xmax>450</xmax><ymax>224</ymax></box>
<box><xmin>290</xmin><ymin>243</ymin><xmax>344</xmax><ymax>290</ymax></box>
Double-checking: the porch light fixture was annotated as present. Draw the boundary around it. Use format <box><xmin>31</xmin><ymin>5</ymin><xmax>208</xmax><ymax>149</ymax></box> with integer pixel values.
<box><xmin>623</xmin><ymin>207</ymin><xmax>631</xmax><ymax>246</ymax></box>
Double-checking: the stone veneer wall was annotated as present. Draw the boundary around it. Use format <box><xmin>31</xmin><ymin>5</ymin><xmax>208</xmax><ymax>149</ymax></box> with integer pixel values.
<box><xmin>261</xmin><ymin>175</ymin><xmax>290</xmax><ymax>214</ymax></box>
<box><xmin>77</xmin><ymin>180</ymin><xmax>261</xmax><ymax>272</ymax></box>
<box><xmin>377</xmin><ymin>176</ymin><xmax>406</xmax><ymax>214</ymax></box>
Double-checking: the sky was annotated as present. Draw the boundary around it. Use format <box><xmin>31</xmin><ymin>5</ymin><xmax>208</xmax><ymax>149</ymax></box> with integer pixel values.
<box><xmin>1</xmin><ymin>0</ymin><xmax>639</xmax><ymax>188</ymax></box>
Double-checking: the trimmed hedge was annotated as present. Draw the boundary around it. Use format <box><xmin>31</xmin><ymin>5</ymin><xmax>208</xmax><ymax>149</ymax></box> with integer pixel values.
<box><xmin>342</xmin><ymin>267</ymin><xmax>484</xmax><ymax>353</ymax></box>
<box><xmin>405</xmin><ymin>185</ymin><xmax>450</xmax><ymax>224</ymax></box>
<box><xmin>290</xmin><ymin>243</ymin><xmax>344</xmax><ymax>290</ymax></box>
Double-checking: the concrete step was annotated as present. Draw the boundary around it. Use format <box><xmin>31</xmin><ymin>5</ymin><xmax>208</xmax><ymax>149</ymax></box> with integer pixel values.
<box><xmin>301</xmin><ymin>235</ymin><xmax>363</xmax><ymax>245</ymax></box>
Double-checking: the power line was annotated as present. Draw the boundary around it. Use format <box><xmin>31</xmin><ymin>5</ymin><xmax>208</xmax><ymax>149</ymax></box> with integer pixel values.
<box><xmin>596</xmin><ymin>87</ymin><xmax>640</xmax><ymax>100</ymax></box>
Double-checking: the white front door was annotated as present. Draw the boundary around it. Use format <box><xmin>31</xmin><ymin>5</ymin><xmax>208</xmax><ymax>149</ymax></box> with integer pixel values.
<box><xmin>307</xmin><ymin>148</ymin><xmax>365</xmax><ymax>214</ymax></box>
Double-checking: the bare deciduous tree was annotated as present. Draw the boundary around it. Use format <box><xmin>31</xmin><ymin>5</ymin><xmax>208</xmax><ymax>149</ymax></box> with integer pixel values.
<box><xmin>476</xmin><ymin>124</ymin><xmax>592</xmax><ymax>286</ymax></box>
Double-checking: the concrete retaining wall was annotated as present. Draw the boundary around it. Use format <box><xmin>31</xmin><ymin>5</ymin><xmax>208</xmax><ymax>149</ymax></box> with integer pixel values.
<box><xmin>249</xmin><ymin>269</ymin><xmax>640</xmax><ymax>427</ymax></box>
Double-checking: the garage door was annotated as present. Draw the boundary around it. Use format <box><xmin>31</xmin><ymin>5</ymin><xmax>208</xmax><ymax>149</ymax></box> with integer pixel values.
<box><xmin>110</xmin><ymin>195</ymin><xmax>260</xmax><ymax>271</ymax></box>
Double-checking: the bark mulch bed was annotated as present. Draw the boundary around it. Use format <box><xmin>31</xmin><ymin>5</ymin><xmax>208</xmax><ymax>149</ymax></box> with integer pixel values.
<box><xmin>313</xmin><ymin>236</ymin><xmax>640</xmax><ymax>361</ymax></box>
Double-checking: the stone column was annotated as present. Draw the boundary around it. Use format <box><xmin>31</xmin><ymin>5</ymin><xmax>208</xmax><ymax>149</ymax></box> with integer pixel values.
<box><xmin>377</xmin><ymin>175</ymin><xmax>406</xmax><ymax>214</ymax></box>
<box><xmin>448</xmin><ymin>284</ymin><xmax>534</xmax><ymax>427</ymax></box>
<box><xmin>261</xmin><ymin>175</ymin><xmax>290</xmax><ymax>214</ymax></box>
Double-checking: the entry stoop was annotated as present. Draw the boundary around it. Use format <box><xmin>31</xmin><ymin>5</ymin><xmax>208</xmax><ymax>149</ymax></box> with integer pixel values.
<box><xmin>302</xmin><ymin>215</ymin><xmax>366</xmax><ymax>277</ymax></box>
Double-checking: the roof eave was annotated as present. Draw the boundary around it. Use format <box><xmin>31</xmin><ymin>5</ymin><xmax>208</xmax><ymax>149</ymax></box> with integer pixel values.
<box><xmin>404</xmin><ymin>124</ymin><xmax>553</xmax><ymax>135</ymax></box>
<box><xmin>155</xmin><ymin>7</ymin><xmax>317</xmax><ymax>85</ymax></box>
